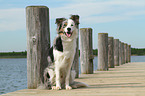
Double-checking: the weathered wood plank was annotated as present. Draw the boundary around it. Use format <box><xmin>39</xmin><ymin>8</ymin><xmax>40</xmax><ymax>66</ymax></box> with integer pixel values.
<box><xmin>26</xmin><ymin>6</ymin><xmax>50</xmax><ymax>89</ymax></box>
<box><xmin>80</xmin><ymin>28</ymin><xmax>93</xmax><ymax>74</ymax></box>
<box><xmin>98</xmin><ymin>33</ymin><xmax>108</xmax><ymax>71</ymax></box>
<box><xmin>3</xmin><ymin>62</ymin><xmax>145</xmax><ymax>96</ymax></box>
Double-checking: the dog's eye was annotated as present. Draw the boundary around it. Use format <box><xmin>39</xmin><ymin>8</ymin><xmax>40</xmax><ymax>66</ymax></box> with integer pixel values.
<box><xmin>63</xmin><ymin>23</ymin><xmax>67</xmax><ymax>28</ymax></box>
<box><xmin>64</xmin><ymin>24</ymin><xmax>67</xmax><ymax>26</ymax></box>
<box><xmin>71</xmin><ymin>24</ymin><xmax>74</xmax><ymax>26</ymax></box>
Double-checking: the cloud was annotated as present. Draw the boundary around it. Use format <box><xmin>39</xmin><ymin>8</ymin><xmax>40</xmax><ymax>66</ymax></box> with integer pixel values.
<box><xmin>125</xmin><ymin>10</ymin><xmax>145</xmax><ymax>16</ymax></box>
<box><xmin>50</xmin><ymin>0</ymin><xmax>145</xmax><ymax>24</ymax></box>
<box><xmin>0</xmin><ymin>8</ymin><xmax>25</xmax><ymax>32</ymax></box>
<box><xmin>0</xmin><ymin>0</ymin><xmax>145</xmax><ymax>32</ymax></box>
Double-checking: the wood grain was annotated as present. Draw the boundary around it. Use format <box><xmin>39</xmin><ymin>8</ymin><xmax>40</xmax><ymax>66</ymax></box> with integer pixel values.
<box><xmin>26</xmin><ymin>6</ymin><xmax>50</xmax><ymax>89</ymax></box>
<box><xmin>80</xmin><ymin>28</ymin><xmax>93</xmax><ymax>74</ymax></box>
<box><xmin>98</xmin><ymin>33</ymin><xmax>108</xmax><ymax>71</ymax></box>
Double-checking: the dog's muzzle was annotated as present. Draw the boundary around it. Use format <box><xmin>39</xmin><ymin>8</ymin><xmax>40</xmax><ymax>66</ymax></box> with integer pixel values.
<box><xmin>58</xmin><ymin>28</ymin><xmax>73</xmax><ymax>38</ymax></box>
<box><xmin>58</xmin><ymin>31</ymin><xmax>72</xmax><ymax>38</ymax></box>
<box><xmin>64</xmin><ymin>28</ymin><xmax>72</xmax><ymax>37</ymax></box>
<box><xmin>65</xmin><ymin>31</ymin><xmax>72</xmax><ymax>38</ymax></box>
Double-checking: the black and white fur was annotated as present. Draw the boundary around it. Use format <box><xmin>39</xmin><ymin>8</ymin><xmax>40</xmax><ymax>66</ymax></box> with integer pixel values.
<box><xmin>43</xmin><ymin>15</ymin><xmax>88</xmax><ymax>90</ymax></box>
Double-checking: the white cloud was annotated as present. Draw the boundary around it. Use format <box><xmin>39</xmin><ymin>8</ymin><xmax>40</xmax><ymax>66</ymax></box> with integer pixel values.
<box><xmin>83</xmin><ymin>15</ymin><xmax>131</xmax><ymax>24</ymax></box>
<box><xmin>0</xmin><ymin>0</ymin><xmax>145</xmax><ymax>32</ymax></box>
<box><xmin>125</xmin><ymin>10</ymin><xmax>145</xmax><ymax>16</ymax></box>
<box><xmin>0</xmin><ymin>8</ymin><xmax>25</xmax><ymax>32</ymax></box>
<box><xmin>50</xmin><ymin>0</ymin><xmax>145</xmax><ymax>24</ymax></box>
<box><xmin>108</xmin><ymin>0</ymin><xmax>145</xmax><ymax>7</ymax></box>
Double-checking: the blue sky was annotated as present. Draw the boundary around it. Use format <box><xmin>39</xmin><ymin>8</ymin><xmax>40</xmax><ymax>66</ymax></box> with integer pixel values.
<box><xmin>0</xmin><ymin>0</ymin><xmax>145</xmax><ymax>52</ymax></box>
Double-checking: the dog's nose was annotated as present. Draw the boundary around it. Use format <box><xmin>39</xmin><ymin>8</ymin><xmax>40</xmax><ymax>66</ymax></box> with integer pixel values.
<box><xmin>67</xmin><ymin>28</ymin><xmax>71</xmax><ymax>31</ymax></box>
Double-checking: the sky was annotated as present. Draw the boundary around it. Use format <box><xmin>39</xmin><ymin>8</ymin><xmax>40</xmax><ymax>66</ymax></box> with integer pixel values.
<box><xmin>0</xmin><ymin>0</ymin><xmax>145</xmax><ymax>52</ymax></box>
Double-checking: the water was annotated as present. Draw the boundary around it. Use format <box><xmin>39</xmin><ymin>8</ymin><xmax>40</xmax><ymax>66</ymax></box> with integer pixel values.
<box><xmin>131</xmin><ymin>56</ymin><xmax>145</xmax><ymax>62</ymax></box>
<box><xmin>0</xmin><ymin>56</ymin><xmax>145</xmax><ymax>95</ymax></box>
<box><xmin>0</xmin><ymin>58</ymin><xmax>27</xmax><ymax>95</ymax></box>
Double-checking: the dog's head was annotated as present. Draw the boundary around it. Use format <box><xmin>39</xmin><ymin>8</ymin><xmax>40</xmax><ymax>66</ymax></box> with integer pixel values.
<box><xmin>55</xmin><ymin>15</ymin><xmax>79</xmax><ymax>39</ymax></box>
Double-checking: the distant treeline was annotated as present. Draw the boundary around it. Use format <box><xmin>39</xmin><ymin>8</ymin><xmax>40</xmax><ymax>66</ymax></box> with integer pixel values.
<box><xmin>93</xmin><ymin>49</ymin><xmax>98</xmax><ymax>56</ymax></box>
<box><xmin>0</xmin><ymin>48</ymin><xmax>145</xmax><ymax>58</ymax></box>
<box><xmin>131</xmin><ymin>48</ymin><xmax>145</xmax><ymax>56</ymax></box>
<box><xmin>93</xmin><ymin>48</ymin><xmax>145</xmax><ymax>56</ymax></box>
<box><xmin>0</xmin><ymin>51</ymin><xmax>27</xmax><ymax>58</ymax></box>
<box><xmin>92</xmin><ymin>48</ymin><xmax>145</xmax><ymax>56</ymax></box>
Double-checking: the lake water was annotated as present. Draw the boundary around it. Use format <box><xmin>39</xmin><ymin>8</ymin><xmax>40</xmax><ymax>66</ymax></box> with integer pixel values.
<box><xmin>0</xmin><ymin>56</ymin><xmax>145</xmax><ymax>95</ymax></box>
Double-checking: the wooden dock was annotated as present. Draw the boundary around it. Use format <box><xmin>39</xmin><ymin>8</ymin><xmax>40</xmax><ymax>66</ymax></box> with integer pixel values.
<box><xmin>1</xmin><ymin>62</ymin><xmax>145</xmax><ymax>96</ymax></box>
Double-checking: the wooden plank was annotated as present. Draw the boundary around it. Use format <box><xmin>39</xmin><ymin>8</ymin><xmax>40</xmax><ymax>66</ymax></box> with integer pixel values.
<box><xmin>26</xmin><ymin>6</ymin><xmax>50</xmax><ymax>89</ymax></box>
<box><xmin>98</xmin><ymin>33</ymin><xmax>108</xmax><ymax>71</ymax></box>
<box><xmin>80</xmin><ymin>28</ymin><xmax>93</xmax><ymax>74</ymax></box>
<box><xmin>2</xmin><ymin>62</ymin><xmax>145</xmax><ymax>96</ymax></box>
<box><xmin>108</xmin><ymin>37</ymin><xmax>114</xmax><ymax>68</ymax></box>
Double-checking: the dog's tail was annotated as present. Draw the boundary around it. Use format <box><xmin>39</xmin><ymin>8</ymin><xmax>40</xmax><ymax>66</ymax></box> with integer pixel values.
<box><xmin>70</xmin><ymin>70</ymin><xmax>89</xmax><ymax>89</ymax></box>
<box><xmin>71</xmin><ymin>81</ymin><xmax>89</xmax><ymax>89</ymax></box>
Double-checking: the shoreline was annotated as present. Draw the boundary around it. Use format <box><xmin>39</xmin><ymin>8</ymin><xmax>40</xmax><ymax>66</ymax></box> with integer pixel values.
<box><xmin>0</xmin><ymin>56</ymin><xmax>27</xmax><ymax>59</ymax></box>
<box><xmin>0</xmin><ymin>55</ymin><xmax>145</xmax><ymax>59</ymax></box>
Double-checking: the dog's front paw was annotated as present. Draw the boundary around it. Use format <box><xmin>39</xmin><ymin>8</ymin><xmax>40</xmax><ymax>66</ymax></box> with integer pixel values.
<box><xmin>56</xmin><ymin>86</ymin><xmax>61</xmax><ymax>90</ymax></box>
<box><xmin>52</xmin><ymin>86</ymin><xmax>61</xmax><ymax>90</ymax></box>
<box><xmin>51</xmin><ymin>86</ymin><xmax>56</xmax><ymax>90</ymax></box>
<box><xmin>66</xmin><ymin>85</ymin><xmax>72</xmax><ymax>90</ymax></box>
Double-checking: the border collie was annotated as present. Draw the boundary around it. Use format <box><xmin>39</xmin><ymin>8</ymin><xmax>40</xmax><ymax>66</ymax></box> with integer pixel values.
<box><xmin>43</xmin><ymin>15</ymin><xmax>88</xmax><ymax>90</ymax></box>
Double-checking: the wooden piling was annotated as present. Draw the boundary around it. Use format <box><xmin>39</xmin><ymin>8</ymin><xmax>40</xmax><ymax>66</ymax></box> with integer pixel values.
<box><xmin>119</xmin><ymin>41</ymin><xmax>122</xmax><ymax>65</ymax></box>
<box><xmin>124</xmin><ymin>43</ymin><xmax>128</xmax><ymax>63</ymax></box>
<box><xmin>26</xmin><ymin>6</ymin><xmax>50</xmax><ymax>89</ymax></box>
<box><xmin>121</xmin><ymin>42</ymin><xmax>125</xmax><ymax>64</ymax></box>
<box><xmin>114</xmin><ymin>39</ymin><xmax>119</xmax><ymax>66</ymax></box>
<box><xmin>108</xmin><ymin>37</ymin><xmax>114</xmax><ymax>68</ymax></box>
<box><xmin>72</xmin><ymin>30</ymin><xmax>79</xmax><ymax>78</ymax></box>
<box><xmin>128</xmin><ymin>45</ymin><xmax>131</xmax><ymax>62</ymax></box>
<box><xmin>80</xmin><ymin>28</ymin><xmax>93</xmax><ymax>74</ymax></box>
<box><xmin>98</xmin><ymin>33</ymin><xmax>108</xmax><ymax>71</ymax></box>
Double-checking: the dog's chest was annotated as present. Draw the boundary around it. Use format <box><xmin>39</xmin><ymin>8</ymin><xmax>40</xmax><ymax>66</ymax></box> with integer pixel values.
<box><xmin>63</xmin><ymin>40</ymin><xmax>76</xmax><ymax>53</ymax></box>
<box><xmin>53</xmin><ymin>40</ymin><xmax>76</xmax><ymax>66</ymax></box>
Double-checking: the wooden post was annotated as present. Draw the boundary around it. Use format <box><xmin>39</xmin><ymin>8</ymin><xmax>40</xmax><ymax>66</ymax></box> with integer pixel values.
<box><xmin>119</xmin><ymin>41</ymin><xmax>122</xmax><ymax>65</ymax></box>
<box><xmin>114</xmin><ymin>39</ymin><xmax>119</xmax><ymax>66</ymax></box>
<box><xmin>121</xmin><ymin>42</ymin><xmax>125</xmax><ymax>64</ymax></box>
<box><xmin>128</xmin><ymin>45</ymin><xmax>131</xmax><ymax>62</ymax></box>
<box><xmin>98</xmin><ymin>33</ymin><xmax>108</xmax><ymax>71</ymax></box>
<box><xmin>124</xmin><ymin>43</ymin><xmax>128</xmax><ymax>63</ymax></box>
<box><xmin>72</xmin><ymin>29</ymin><xmax>79</xmax><ymax>78</ymax></box>
<box><xmin>108</xmin><ymin>37</ymin><xmax>114</xmax><ymax>68</ymax></box>
<box><xmin>80</xmin><ymin>28</ymin><xmax>93</xmax><ymax>74</ymax></box>
<box><xmin>26</xmin><ymin>6</ymin><xmax>50</xmax><ymax>89</ymax></box>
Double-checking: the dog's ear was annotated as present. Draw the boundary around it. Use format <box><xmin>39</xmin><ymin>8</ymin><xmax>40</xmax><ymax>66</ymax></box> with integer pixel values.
<box><xmin>55</xmin><ymin>18</ymin><xmax>66</xmax><ymax>25</ymax></box>
<box><xmin>70</xmin><ymin>15</ymin><xmax>80</xmax><ymax>26</ymax></box>
<box><xmin>55</xmin><ymin>18</ymin><xmax>66</xmax><ymax>35</ymax></box>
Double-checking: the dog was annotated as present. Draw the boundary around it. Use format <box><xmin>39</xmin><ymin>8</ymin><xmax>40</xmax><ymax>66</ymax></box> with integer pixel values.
<box><xmin>43</xmin><ymin>15</ymin><xmax>88</xmax><ymax>90</ymax></box>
